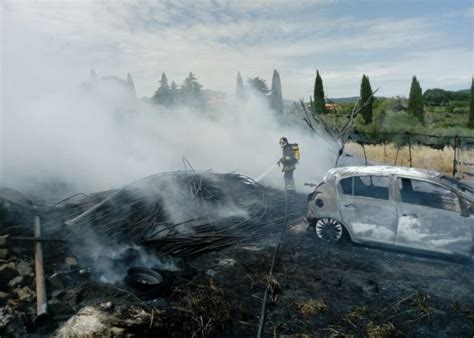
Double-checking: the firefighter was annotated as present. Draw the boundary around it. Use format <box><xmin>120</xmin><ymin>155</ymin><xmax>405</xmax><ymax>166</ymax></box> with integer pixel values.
<box><xmin>277</xmin><ymin>137</ymin><xmax>297</xmax><ymax>192</ymax></box>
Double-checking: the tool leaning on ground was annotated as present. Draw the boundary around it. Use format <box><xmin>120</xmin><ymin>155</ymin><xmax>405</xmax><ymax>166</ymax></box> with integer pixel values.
<box><xmin>33</xmin><ymin>214</ymin><xmax>50</xmax><ymax>324</ymax></box>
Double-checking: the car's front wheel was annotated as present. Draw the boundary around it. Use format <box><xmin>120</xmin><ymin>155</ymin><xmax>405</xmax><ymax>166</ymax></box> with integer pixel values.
<box><xmin>315</xmin><ymin>218</ymin><xmax>345</xmax><ymax>243</ymax></box>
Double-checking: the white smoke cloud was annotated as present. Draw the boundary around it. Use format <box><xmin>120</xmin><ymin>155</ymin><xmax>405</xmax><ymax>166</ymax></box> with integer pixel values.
<box><xmin>1</xmin><ymin>77</ymin><xmax>336</xmax><ymax>198</ymax></box>
<box><xmin>0</xmin><ymin>25</ymin><xmax>338</xmax><ymax>283</ymax></box>
<box><xmin>0</xmin><ymin>14</ymin><xmax>336</xmax><ymax>198</ymax></box>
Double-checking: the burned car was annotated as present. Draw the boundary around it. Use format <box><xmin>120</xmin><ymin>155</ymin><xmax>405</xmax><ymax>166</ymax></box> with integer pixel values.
<box><xmin>305</xmin><ymin>166</ymin><xmax>474</xmax><ymax>259</ymax></box>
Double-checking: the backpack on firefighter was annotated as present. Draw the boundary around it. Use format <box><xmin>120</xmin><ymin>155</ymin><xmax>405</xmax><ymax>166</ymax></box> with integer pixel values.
<box><xmin>291</xmin><ymin>143</ymin><xmax>300</xmax><ymax>162</ymax></box>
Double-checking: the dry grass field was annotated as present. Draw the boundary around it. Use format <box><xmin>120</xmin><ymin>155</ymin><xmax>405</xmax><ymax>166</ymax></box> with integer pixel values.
<box><xmin>346</xmin><ymin>142</ymin><xmax>474</xmax><ymax>177</ymax></box>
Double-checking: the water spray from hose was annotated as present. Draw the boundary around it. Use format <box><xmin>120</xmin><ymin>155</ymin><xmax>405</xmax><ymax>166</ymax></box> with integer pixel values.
<box><xmin>255</xmin><ymin>163</ymin><xmax>278</xmax><ymax>182</ymax></box>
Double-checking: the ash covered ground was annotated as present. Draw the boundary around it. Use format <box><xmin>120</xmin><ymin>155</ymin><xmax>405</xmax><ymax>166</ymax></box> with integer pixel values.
<box><xmin>1</xmin><ymin>187</ymin><xmax>473</xmax><ymax>337</ymax></box>
<box><xmin>192</xmin><ymin>222</ymin><xmax>474</xmax><ymax>337</ymax></box>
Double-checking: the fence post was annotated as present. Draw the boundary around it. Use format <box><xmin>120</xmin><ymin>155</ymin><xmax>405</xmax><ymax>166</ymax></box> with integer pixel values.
<box><xmin>394</xmin><ymin>146</ymin><xmax>400</xmax><ymax>166</ymax></box>
<box><xmin>406</xmin><ymin>132</ymin><xmax>412</xmax><ymax>168</ymax></box>
<box><xmin>452</xmin><ymin>135</ymin><xmax>458</xmax><ymax>177</ymax></box>
<box><xmin>362</xmin><ymin>143</ymin><xmax>368</xmax><ymax>166</ymax></box>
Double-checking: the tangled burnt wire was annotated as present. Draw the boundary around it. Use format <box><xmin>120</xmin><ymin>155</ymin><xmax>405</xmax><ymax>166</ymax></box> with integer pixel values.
<box><xmin>2</xmin><ymin>172</ymin><xmax>306</xmax><ymax>259</ymax></box>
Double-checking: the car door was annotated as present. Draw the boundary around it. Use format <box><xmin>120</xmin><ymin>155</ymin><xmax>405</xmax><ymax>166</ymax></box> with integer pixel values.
<box><xmin>395</xmin><ymin>177</ymin><xmax>473</xmax><ymax>257</ymax></box>
<box><xmin>338</xmin><ymin>175</ymin><xmax>397</xmax><ymax>245</ymax></box>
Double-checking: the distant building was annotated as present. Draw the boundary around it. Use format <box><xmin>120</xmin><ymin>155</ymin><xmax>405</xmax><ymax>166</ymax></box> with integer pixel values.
<box><xmin>325</xmin><ymin>103</ymin><xmax>339</xmax><ymax>111</ymax></box>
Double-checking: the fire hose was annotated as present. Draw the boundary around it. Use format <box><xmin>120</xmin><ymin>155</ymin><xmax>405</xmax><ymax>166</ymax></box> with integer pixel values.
<box><xmin>256</xmin><ymin>190</ymin><xmax>289</xmax><ymax>338</ymax></box>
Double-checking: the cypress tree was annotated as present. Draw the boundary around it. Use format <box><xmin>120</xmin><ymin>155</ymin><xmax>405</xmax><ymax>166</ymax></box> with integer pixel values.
<box><xmin>407</xmin><ymin>76</ymin><xmax>424</xmax><ymax>124</ymax></box>
<box><xmin>170</xmin><ymin>81</ymin><xmax>178</xmax><ymax>105</ymax></box>
<box><xmin>359</xmin><ymin>74</ymin><xmax>374</xmax><ymax>124</ymax></box>
<box><xmin>270</xmin><ymin>70</ymin><xmax>284</xmax><ymax>114</ymax></box>
<box><xmin>314</xmin><ymin>70</ymin><xmax>326</xmax><ymax>115</ymax></box>
<box><xmin>236</xmin><ymin>72</ymin><xmax>245</xmax><ymax>100</ymax></box>
<box><xmin>126</xmin><ymin>72</ymin><xmax>136</xmax><ymax>96</ymax></box>
<box><xmin>89</xmin><ymin>68</ymin><xmax>97</xmax><ymax>82</ymax></box>
<box><xmin>468</xmin><ymin>77</ymin><xmax>474</xmax><ymax>128</ymax></box>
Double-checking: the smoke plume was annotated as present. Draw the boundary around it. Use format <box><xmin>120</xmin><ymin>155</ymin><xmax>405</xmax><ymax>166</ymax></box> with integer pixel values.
<box><xmin>2</xmin><ymin>75</ymin><xmax>336</xmax><ymax>199</ymax></box>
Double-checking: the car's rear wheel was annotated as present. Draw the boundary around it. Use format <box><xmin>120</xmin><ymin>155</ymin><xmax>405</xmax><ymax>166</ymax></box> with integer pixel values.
<box><xmin>315</xmin><ymin>218</ymin><xmax>344</xmax><ymax>243</ymax></box>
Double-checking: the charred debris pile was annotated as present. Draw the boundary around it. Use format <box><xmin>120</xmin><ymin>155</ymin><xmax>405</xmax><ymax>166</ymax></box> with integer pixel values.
<box><xmin>3</xmin><ymin>171</ymin><xmax>304</xmax><ymax>257</ymax></box>
<box><xmin>0</xmin><ymin>171</ymin><xmax>306</xmax><ymax>335</ymax></box>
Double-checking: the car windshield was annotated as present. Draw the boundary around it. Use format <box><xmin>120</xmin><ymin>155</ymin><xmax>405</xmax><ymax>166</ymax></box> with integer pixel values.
<box><xmin>439</xmin><ymin>175</ymin><xmax>474</xmax><ymax>200</ymax></box>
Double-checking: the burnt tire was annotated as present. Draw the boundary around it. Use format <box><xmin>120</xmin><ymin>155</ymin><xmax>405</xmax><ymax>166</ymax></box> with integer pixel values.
<box><xmin>315</xmin><ymin>218</ymin><xmax>345</xmax><ymax>243</ymax></box>
<box><xmin>125</xmin><ymin>267</ymin><xmax>166</xmax><ymax>299</ymax></box>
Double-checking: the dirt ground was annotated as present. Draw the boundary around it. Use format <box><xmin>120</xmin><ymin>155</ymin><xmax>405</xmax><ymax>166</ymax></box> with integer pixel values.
<box><xmin>1</xmin><ymin>192</ymin><xmax>473</xmax><ymax>337</ymax></box>
<box><xmin>190</xmin><ymin>220</ymin><xmax>474</xmax><ymax>337</ymax></box>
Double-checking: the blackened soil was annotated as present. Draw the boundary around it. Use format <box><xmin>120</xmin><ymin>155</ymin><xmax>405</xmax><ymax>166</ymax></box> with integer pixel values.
<box><xmin>3</xmin><ymin>192</ymin><xmax>473</xmax><ymax>337</ymax></box>
<box><xmin>191</xmin><ymin>224</ymin><xmax>474</xmax><ymax>337</ymax></box>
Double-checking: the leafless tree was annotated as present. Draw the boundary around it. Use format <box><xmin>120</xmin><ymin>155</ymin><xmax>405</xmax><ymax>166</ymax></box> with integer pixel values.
<box><xmin>295</xmin><ymin>88</ymin><xmax>379</xmax><ymax>167</ymax></box>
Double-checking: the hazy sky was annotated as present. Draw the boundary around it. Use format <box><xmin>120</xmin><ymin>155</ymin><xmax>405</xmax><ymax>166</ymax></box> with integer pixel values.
<box><xmin>2</xmin><ymin>0</ymin><xmax>473</xmax><ymax>99</ymax></box>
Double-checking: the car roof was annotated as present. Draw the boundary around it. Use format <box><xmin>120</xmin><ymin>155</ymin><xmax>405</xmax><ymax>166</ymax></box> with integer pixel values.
<box><xmin>327</xmin><ymin>166</ymin><xmax>440</xmax><ymax>180</ymax></box>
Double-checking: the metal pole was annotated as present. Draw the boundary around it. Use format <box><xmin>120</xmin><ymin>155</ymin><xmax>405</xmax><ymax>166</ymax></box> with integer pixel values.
<box><xmin>34</xmin><ymin>215</ymin><xmax>49</xmax><ymax>323</ymax></box>
<box><xmin>65</xmin><ymin>192</ymin><xmax>116</xmax><ymax>227</ymax></box>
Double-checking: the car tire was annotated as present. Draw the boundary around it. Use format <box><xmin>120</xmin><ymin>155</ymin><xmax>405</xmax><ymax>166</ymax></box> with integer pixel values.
<box><xmin>315</xmin><ymin>218</ymin><xmax>345</xmax><ymax>243</ymax></box>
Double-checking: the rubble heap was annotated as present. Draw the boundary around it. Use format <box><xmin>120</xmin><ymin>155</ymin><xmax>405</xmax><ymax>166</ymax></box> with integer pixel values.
<box><xmin>2</xmin><ymin>172</ymin><xmax>303</xmax><ymax>257</ymax></box>
<box><xmin>0</xmin><ymin>171</ymin><xmax>307</xmax><ymax>336</ymax></box>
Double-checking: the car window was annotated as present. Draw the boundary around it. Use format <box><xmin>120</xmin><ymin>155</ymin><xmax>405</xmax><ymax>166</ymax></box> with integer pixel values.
<box><xmin>439</xmin><ymin>175</ymin><xmax>474</xmax><ymax>201</ymax></box>
<box><xmin>398</xmin><ymin>178</ymin><xmax>459</xmax><ymax>212</ymax></box>
<box><xmin>340</xmin><ymin>177</ymin><xmax>353</xmax><ymax>195</ymax></box>
<box><xmin>340</xmin><ymin>176</ymin><xmax>389</xmax><ymax>200</ymax></box>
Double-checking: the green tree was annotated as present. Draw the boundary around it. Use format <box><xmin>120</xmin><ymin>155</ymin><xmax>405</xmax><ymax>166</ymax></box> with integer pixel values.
<box><xmin>247</xmin><ymin>77</ymin><xmax>269</xmax><ymax>95</ymax></box>
<box><xmin>423</xmin><ymin>88</ymin><xmax>450</xmax><ymax>106</ymax></box>
<box><xmin>152</xmin><ymin>73</ymin><xmax>171</xmax><ymax>106</ymax></box>
<box><xmin>236</xmin><ymin>72</ymin><xmax>245</xmax><ymax>100</ymax></box>
<box><xmin>89</xmin><ymin>68</ymin><xmax>97</xmax><ymax>82</ymax></box>
<box><xmin>424</xmin><ymin>88</ymin><xmax>470</xmax><ymax>106</ymax></box>
<box><xmin>170</xmin><ymin>81</ymin><xmax>178</xmax><ymax>105</ymax></box>
<box><xmin>407</xmin><ymin>76</ymin><xmax>424</xmax><ymax>124</ymax></box>
<box><xmin>181</xmin><ymin>72</ymin><xmax>204</xmax><ymax>109</ymax></box>
<box><xmin>313</xmin><ymin>70</ymin><xmax>326</xmax><ymax>115</ymax></box>
<box><xmin>126</xmin><ymin>72</ymin><xmax>136</xmax><ymax>97</ymax></box>
<box><xmin>359</xmin><ymin>74</ymin><xmax>374</xmax><ymax>124</ymax></box>
<box><xmin>270</xmin><ymin>70</ymin><xmax>284</xmax><ymax>114</ymax></box>
<box><xmin>469</xmin><ymin>77</ymin><xmax>474</xmax><ymax>128</ymax></box>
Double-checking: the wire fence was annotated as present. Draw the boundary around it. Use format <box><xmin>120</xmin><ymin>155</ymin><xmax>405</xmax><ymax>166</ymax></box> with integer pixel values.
<box><xmin>348</xmin><ymin>131</ymin><xmax>474</xmax><ymax>179</ymax></box>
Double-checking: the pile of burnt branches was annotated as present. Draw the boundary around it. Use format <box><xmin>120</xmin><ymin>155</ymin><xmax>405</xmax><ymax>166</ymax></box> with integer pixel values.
<box><xmin>1</xmin><ymin>172</ymin><xmax>306</xmax><ymax>259</ymax></box>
